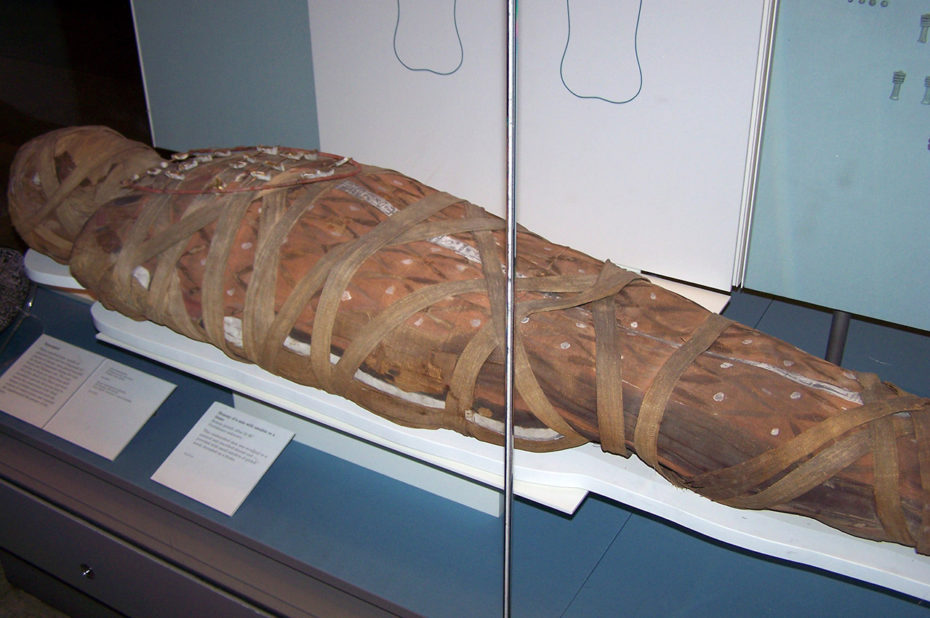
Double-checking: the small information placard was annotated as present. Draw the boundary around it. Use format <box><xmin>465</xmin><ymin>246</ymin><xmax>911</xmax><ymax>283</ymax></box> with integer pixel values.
<box><xmin>151</xmin><ymin>402</ymin><xmax>295</xmax><ymax>516</ymax></box>
<box><xmin>0</xmin><ymin>335</ymin><xmax>175</xmax><ymax>459</ymax></box>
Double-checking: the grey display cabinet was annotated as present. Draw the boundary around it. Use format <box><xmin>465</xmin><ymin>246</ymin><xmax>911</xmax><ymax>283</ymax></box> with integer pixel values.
<box><xmin>0</xmin><ymin>289</ymin><xmax>408</xmax><ymax>617</ymax></box>
<box><xmin>0</xmin><ymin>442</ymin><xmax>402</xmax><ymax>617</ymax></box>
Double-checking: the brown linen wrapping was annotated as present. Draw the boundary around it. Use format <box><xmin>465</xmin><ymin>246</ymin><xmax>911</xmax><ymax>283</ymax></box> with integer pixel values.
<box><xmin>9</xmin><ymin>126</ymin><xmax>930</xmax><ymax>552</ymax></box>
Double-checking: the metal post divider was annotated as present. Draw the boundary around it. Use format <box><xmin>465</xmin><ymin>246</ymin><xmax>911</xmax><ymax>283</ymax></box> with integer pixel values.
<box><xmin>503</xmin><ymin>1</ymin><xmax>517</xmax><ymax>615</ymax></box>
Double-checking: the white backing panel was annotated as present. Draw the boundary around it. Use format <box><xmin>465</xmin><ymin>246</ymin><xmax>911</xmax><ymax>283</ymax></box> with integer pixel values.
<box><xmin>517</xmin><ymin>1</ymin><xmax>769</xmax><ymax>289</ymax></box>
<box><xmin>307</xmin><ymin>0</ymin><xmax>506</xmax><ymax>214</ymax></box>
<box><xmin>309</xmin><ymin>1</ymin><xmax>771</xmax><ymax>290</ymax></box>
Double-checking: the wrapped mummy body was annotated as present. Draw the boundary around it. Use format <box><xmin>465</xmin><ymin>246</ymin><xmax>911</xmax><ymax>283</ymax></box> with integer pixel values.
<box><xmin>9</xmin><ymin>126</ymin><xmax>930</xmax><ymax>552</ymax></box>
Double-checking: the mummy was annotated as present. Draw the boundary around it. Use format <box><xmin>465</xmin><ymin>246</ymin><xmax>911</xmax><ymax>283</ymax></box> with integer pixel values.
<box><xmin>8</xmin><ymin>126</ymin><xmax>930</xmax><ymax>552</ymax></box>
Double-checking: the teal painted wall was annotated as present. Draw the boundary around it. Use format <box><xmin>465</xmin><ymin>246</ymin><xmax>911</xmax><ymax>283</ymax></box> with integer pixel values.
<box><xmin>131</xmin><ymin>0</ymin><xmax>319</xmax><ymax>151</ymax></box>
<box><xmin>746</xmin><ymin>0</ymin><xmax>930</xmax><ymax>331</ymax></box>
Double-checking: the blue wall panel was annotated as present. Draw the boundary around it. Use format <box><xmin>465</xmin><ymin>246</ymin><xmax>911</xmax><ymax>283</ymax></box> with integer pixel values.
<box><xmin>746</xmin><ymin>0</ymin><xmax>930</xmax><ymax>331</ymax></box>
<box><xmin>132</xmin><ymin>0</ymin><xmax>319</xmax><ymax>151</ymax></box>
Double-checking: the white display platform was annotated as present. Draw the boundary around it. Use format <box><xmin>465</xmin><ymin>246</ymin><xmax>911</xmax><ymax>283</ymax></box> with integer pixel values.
<box><xmin>88</xmin><ymin>304</ymin><xmax>930</xmax><ymax>601</ymax></box>
<box><xmin>24</xmin><ymin>250</ymin><xmax>78</xmax><ymax>288</ymax></box>
<box><xmin>22</xmin><ymin>250</ymin><xmax>930</xmax><ymax>601</ymax></box>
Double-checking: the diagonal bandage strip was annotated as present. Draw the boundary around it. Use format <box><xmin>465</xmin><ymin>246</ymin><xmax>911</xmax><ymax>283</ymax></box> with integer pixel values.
<box><xmin>256</xmin><ymin>191</ymin><xmax>462</xmax><ymax>389</ymax></box>
<box><xmin>871</xmin><ymin>414</ymin><xmax>914</xmax><ymax>545</ymax></box>
<box><xmin>689</xmin><ymin>393</ymin><xmax>927</xmax><ymax>497</ymax></box>
<box><xmin>861</xmin><ymin>373</ymin><xmax>917</xmax><ymax>546</ymax></box>
<box><xmin>468</xmin><ymin>202</ymin><xmax>588</xmax><ymax>446</ymax></box>
<box><xmin>912</xmin><ymin>410</ymin><xmax>930</xmax><ymax>554</ymax></box>
<box><xmin>593</xmin><ymin>293</ymin><xmax>627</xmax><ymax>456</ymax></box>
<box><xmin>113</xmin><ymin>193</ymin><xmax>175</xmax><ymax>314</ymax></box>
<box><xmin>196</xmin><ymin>192</ymin><xmax>258</xmax><ymax>354</ymax></box>
<box><xmin>634</xmin><ymin>312</ymin><xmax>732</xmax><ymax>480</ymax></box>
<box><xmin>512</xmin><ymin>263</ymin><xmax>642</xmax><ymax>448</ymax></box>
<box><xmin>244</xmin><ymin>183</ymin><xmax>338</xmax><ymax>364</ymax></box>
<box><xmin>309</xmin><ymin>192</ymin><xmax>464</xmax><ymax>391</ymax></box>
<box><xmin>23</xmin><ymin>134</ymin><xmax>149</xmax><ymax>234</ymax></box>
<box><xmin>720</xmin><ymin>430</ymin><xmax>872</xmax><ymax>509</ymax></box>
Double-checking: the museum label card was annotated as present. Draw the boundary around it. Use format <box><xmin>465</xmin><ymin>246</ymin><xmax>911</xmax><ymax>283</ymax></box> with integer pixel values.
<box><xmin>151</xmin><ymin>402</ymin><xmax>295</xmax><ymax>516</ymax></box>
<box><xmin>0</xmin><ymin>334</ymin><xmax>175</xmax><ymax>459</ymax></box>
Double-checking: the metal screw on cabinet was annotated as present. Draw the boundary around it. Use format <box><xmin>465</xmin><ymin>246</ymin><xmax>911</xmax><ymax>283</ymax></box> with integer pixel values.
<box><xmin>80</xmin><ymin>563</ymin><xmax>95</xmax><ymax>580</ymax></box>
<box><xmin>890</xmin><ymin>71</ymin><xmax>906</xmax><ymax>100</ymax></box>
<box><xmin>922</xmin><ymin>77</ymin><xmax>930</xmax><ymax>105</ymax></box>
<box><xmin>920</xmin><ymin>14</ymin><xmax>930</xmax><ymax>43</ymax></box>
